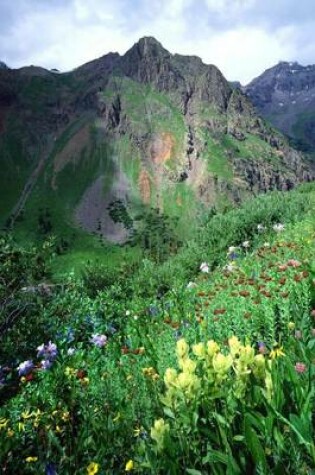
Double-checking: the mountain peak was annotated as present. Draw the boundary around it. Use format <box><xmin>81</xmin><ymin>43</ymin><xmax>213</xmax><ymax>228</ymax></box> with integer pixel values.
<box><xmin>125</xmin><ymin>36</ymin><xmax>171</xmax><ymax>60</ymax></box>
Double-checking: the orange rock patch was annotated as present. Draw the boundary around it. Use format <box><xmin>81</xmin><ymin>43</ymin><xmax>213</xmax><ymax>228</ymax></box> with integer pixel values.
<box><xmin>138</xmin><ymin>169</ymin><xmax>151</xmax><ymax>204</ymax></box>
<box><xmin>149</xmin><ymin>132</ymin><xmax>175</xmax><ymax>165</ymax></box>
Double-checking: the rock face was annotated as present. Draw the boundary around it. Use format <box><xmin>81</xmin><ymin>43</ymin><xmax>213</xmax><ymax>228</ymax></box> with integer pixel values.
<box><xmin>244</xmin><ymin>61</ymin><xmax>315</xmax><ymax>154</ymax></box>
<box><xmin>0</xmin><ymin>38</ymin><xmax>314</xmax><ymax>238</ymax></box>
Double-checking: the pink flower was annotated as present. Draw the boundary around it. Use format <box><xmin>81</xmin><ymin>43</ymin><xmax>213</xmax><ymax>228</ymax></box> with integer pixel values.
<box><xmin>295</xmin><ymin>362</ymin><xmax>306</xmax><ymax>374</ymax></box>
<box><xmin>287</xmin><ymin>259</ymin><xmax>301</xmax><ymax>268</ymax></box>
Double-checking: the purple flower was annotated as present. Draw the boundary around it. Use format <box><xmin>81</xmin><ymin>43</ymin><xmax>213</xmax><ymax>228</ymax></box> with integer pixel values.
<box><xmin>37</xmin><ymin>342</ymin><xmax>58</xmax><ymax>361</ymax></box>
<box><xmin>90</xmin><ymin>334</ymin><xmax>107</xmax><ymax>347</ymax></box>
<box><xmin>37</xmin><ymin>343</ymin><xmax>46</xmax><ymax>358</ymax></box>
<box><xmin>17</xmin><ymin>360</ymin><xmax>34</xmax><ymax>376</ymax></box>
<box><xmin>41</xmin><ymin>360</ymin><xmax>52</xmax><ymax>370</ymax></box>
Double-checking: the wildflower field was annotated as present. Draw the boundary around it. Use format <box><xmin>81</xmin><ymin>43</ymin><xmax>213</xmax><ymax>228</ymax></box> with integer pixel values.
<box><xmin>0</xmin><ymin>184</ymin><xmax>315</xmax><ymax>474</ymax></box>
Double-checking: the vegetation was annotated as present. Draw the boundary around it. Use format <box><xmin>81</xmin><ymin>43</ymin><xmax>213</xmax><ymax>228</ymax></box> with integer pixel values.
<box><xmin>0</xmin><ymin>183</ymin><xmax>314</xmax><ymax>474</ymax></box>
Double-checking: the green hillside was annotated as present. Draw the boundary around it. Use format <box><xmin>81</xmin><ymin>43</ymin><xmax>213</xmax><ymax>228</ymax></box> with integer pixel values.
<box><xmin>0</xmin><ymin>183</ymin><xmax>314</xmax><ymax>473</ymax></box>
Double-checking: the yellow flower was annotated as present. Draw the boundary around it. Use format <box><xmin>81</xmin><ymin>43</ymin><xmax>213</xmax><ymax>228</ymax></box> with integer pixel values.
<box><xmin>213</xmin><ymin>353</ymin><xmax>233</xmax><ymax>375</ymax></box>
<box><xmin>151</xmin><ymin>418</ymin><xmax>170</xmax><ymax>450</ymax></box>
<box><xmin>87</xmin><ymin>462</ymin><xmax>100</xmax><ymax>475</ymax></box>
<box><xmin>228</xmin><ymin>336</ymin><xmax>241</xmax><ymax>356</ymax></box>
<box><xmin>133</xmin><ymin>426</ymin><xmax>141</xmax><ymax>437</ymax></box>
<box><xmin>164</xmin><ymin>368</ymin><xmax>177</xmax><ymax>387</ymax></box>
<box><xmin>181</xmin><ymin>358</ymin><xmax>197</xmax><ymax>374</ymax></box>
<box><xmin>270</xmin><ymin>346</ymin><xmax>285</xmax><ymax>359</ymax></box>
<box><xmin>7</xmin><ymin>429</ymin><xmax>14</xmax><ymax>437</ymax></box>
<box><xmin>239</xmin><ymin>345</ymin><xmax>255</xmax><ymax>366</ymax></box>
<box><xmin>0</xmin><ymin>418</ymin><xmax>8</xmax><ymax>430</ymax></box>
<box><xmin>21</xmin><ymin>411</ymin><xmax>33</xmax><ymax>419</ymax></box>
<box><xmin>125</xmin><ymin>459</ymin><xmax>134</xmax><ymax>471</ymax></box>
<box><xmin>192</xmin><ymin>342</ymin><xmax>205</xmax><ymax>358</ymax></box>
<box><xmin>207</xmin><ymin>340</ymin><xmax>220</xmax><ymax>357</ymax></box>
<box><xmin>176</xmin><ymin>338</ymin><xmax>189</xmax><ymax>359</ymax></box>
<box><xmin>62</xmin><ymin>411</ymin><xmax>70</xmax><ymax>422</ymax></box>
<box><xmin>288</xmin><ymin>321</ymin><xmax>295</xmax><ymax>330</ymax></box>
<box><xmin>18</xmin><ymin>422</ymin><xmax>25</xmax><ymax>432</ymax></box>
<box><xmin>25</xmin><ymin>456</ymin><xmax>38</xmax><ymax>462</ymax></box>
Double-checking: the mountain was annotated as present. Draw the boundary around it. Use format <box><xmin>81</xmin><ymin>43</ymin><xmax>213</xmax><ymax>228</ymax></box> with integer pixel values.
<box><xmin>0</xmin><ymin>38</ymin><xmax>313</xmax><ymax>244</ymax></box>
<box><xmin>244</xmin><ymin>61</ymin><xmax>315</xmax><ymax>155</ymax></box>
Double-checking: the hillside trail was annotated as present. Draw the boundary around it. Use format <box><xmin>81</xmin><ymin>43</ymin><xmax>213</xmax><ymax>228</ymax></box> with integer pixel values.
<box><xmin>8</xmin><ymin>138</ymin><xmax>56</xmax><ymax>228</ymax></box>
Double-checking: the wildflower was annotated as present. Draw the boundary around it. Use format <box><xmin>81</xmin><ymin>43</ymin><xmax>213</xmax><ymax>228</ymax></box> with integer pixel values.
<box><xmin>288</xmin><ymin>321</ymin><xmax>295</xmax><ymax>330</ymax></box>
<box><xmin>287</xmin><ymin>259</ymin><xmax>301</xmax><ymax>268</ymax></box>
<box><xmin>125</xmin><ymin>460</ymin><xmax>134</xmax><ymax>471</ymax></box>
<box><xmin>125</xmin><ymin>310</ymin><xmax>131</xmax><ymax>316</ymax></box>
<box><xmin>242</xmin><ymin>241</ymin><xmax>250</xmax><ymax>248</ymax></box>
<box><xmin>228</xmin><ymin>246</ymin><xmax>238</xmax><ymax>254</ymax></box>
<box><xmin>41</xmin><ymin>360</ymin><xmax>52</xmax><ymax>370</ymax></box>
<box><xmin>164</xmin><ymin>368</ymin><xmax>177</xmax><ymax>387</ymax></box>
<box><xmin>17</xmin><ymin>360</ymin><xmax>33</xmax><ymax>376</ymax></box>
<box><xmin>87</xmin><ymin>462</ymin><xmax>100</xmax><ymax>475</ymax></box>
<box><xmin>257</xmin><ymin>224</ymin><xmax>266</xmax><ymax>232</ymax></box>
<box><xmin>45</xmin><ymin>462</ymin><xmax>57</xmax><ymax>475</ymax></box>
<box><xmin>192</xmin><ymin>342</ymin><xmax>205</xmax><ymax>358</ymax></box>
<box><xmin>181</xmin><ymin>358</ymin><xmax>197</xmax><ymax>373</ymax></box>
<box><xmin>258</xmin><ymin>342</ymin><xmax>267</xmax><ymax>355</ymax></box>
<box><xmin>176</xmin><ymin>338</ymin><xmax>189</xmax><ymax>359</ymax></box>
<box><xmin>295</xmin><ymin>330</ymin><xmax>302</xmax><ymax>340</ymax></box>
<box><xmin>273</xmin><ymin>223</ymin><xmax>285</xmax><ymax>232</ymax></box>
<box><xmin>187</xmin><ymin>281</ymin><xmax>197</xmax><ymax>289</ymax></box>
<box><xmin>295</xmin><ymin>362</ymin><xmax>306</xmax><ymax>374</ymax></box>
<box><xmin>151</xmin><ymin>418</ymin><xmax>170</xmax><ymax>451</ymax></box>
<box><xmin>25</xmin><ymin>456</ymin><xmax>38</xmax><ymax>462</ymax></box>
<box><xmin>269</xmin><ymin>346</ymin><xmax>285</xmax><ymax>359</ymax></box>
<box><xmin>37</xmin><ymin>342</ymin><xmax>58</xmax><ymax>361</ymax></box>
<box><xmin>67</xmin><ymin>348</ymin><xmax>76</xmax><ymax>356</ymax></box>
<box><xmin>0</xmin><ymin>418</ymin><xmax>8</xmax><ymax>430</ymax></box>
<box><xmin>207</xmin><ymin>340</ymin><xmax>220</xmax><ymax>357</ymax></box>
<box><xmin>263</xmin><ymin>242</ymin><xmax>270</xmax><ymax>248</ymax></box>
<box><xmin>213</xmin><ymin>353</ymin><xmax>233</xmax><ymax>375</ymax></box>
<box><xmin>200</xmin><ymin>262</ymin><xmax>209</xmax><ymax>273</ymax></box>
<box><xmin>90</xmin><ymin>334</ymin><xmax>107</xmax><ymax>347</ymax></box>
<box><xmin>224</xmin><ymin>263</ymin><xmax>237</xmax><ymax>273</ymax></box>
<box><xmin>228</xmin><ymin>336</ymin><xmax>241</xmax><ymax>357</ymax></box>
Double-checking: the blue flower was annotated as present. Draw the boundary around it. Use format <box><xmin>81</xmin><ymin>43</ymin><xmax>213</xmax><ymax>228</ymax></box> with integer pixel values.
<box><xmin>17</xmin><ymin>360</ymin><xmax>34</xmax><ymax>376</ymax></box>
<box><xmin>45</xmin><ymin>462</ymin><xmax>56</xmax><ymax>475</ymax></box>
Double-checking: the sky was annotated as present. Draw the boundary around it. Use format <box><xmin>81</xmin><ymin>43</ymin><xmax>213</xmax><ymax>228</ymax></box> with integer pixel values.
<box><xmin>0</xmin><ymin>0</ymin><xmax>314</xmax><ymax>84</ymax></box>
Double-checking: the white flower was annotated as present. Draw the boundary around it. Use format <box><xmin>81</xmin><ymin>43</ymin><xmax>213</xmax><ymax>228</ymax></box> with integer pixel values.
<box><xmin>67</xmin><ymin>348</ymin><xmax>75</xmax><ymax>356</ymax></box>
<box><xmin>257</xmin><ymin>224</ymin><xmax>266</xmax><ymax>232</ymax></box>
<box><xmin>242</xmin><ymin>241</ymin><xmax>250</xmax><ymax>248</ymax></box>
<box><xmin>228</xmin><ymin>246</ymin><xmax>238</xmax><ymax>254</ymax></box>
<box><xmin>125</xmin><ymin>310</ymin><xmax>131</xmax><ymax>316</ymax></box>
<box><xmin>187</xmin><ymin>281</ymin><xmax>197</xmax><ymax>289</ymax></box>
<box><xmin>273</xmin><ymin>223</ymin><xmax>285</xmax><ymax>232</ymax></box>
<box><xmin>224</xmin><ymin>263</ymin><xmax>236</xmax><ymax>273</ymax></box>
<box><xmin>263</xmin><ymin>242</ymin><xmax>270</xmax><ymax>248</ymax></box>
<box><xmin>200</xmin><ymin>262</ymin><xmax>209</xmax><ymax>273</ymax></box>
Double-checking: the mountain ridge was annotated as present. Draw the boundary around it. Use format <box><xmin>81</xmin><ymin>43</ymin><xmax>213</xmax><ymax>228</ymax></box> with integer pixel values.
<box><xmin>0</xmin><ymin>37</ymin><xmax>313</xmax><ymax>244</ymax></box>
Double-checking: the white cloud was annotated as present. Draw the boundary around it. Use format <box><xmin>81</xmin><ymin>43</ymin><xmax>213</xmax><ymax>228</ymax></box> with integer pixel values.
<box><xmin>0</xmin><ymin>0</ymin><xmax>314</xmax><ymax>83</ymax></box>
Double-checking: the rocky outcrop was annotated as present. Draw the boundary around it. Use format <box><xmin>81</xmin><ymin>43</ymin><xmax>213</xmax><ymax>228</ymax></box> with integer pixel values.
<box><xmin>244</xmin><ymin>61</ymin><xmax>315</xmax><ymax>154</ymax></box>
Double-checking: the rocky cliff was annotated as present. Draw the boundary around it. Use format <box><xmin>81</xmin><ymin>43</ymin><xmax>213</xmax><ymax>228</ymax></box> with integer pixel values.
<box><xmin>0</xmin><ymin>38</ymin><xmax>313</xmax><ymax>241</ymax></box>
<box><xmin>244</xmin><ymin>61</ymin><xmax>315</xmax><ymax>155</ymax></box>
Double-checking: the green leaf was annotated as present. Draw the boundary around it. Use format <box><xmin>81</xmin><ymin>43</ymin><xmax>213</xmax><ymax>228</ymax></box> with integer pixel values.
<box><xmin>186</xmin><ymin>469</ymin><xmax>203</xmax><ymax>475</ymax></box>
<box><xmin>244</xmin><ymin>416</ymin><xmax>267</xmax><ymax>472</ymax></box>
<box><xmin>163</xmin><ymin>407</ymin><xmax>175</xmax><ymax>419</ymax></box>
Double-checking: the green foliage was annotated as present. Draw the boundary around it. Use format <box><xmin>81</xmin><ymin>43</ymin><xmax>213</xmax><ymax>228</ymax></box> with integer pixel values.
<box><xmin>0</xmin><ymin>184</ymin><xmax>314</xmax><ymax>473</ymax></box>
